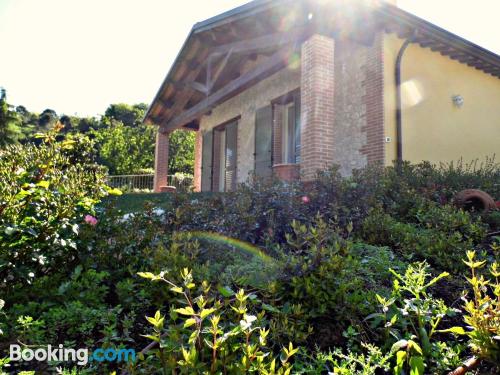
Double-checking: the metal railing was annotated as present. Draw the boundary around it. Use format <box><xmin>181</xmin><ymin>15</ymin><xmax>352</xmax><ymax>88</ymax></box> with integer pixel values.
<box><xmin>106</xmin><ymin>174</ymin><xmax>193</xmax><ymax>193</ymax></box>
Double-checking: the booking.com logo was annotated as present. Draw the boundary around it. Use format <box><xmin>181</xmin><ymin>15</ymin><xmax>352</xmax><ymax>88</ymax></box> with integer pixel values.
<box><xmin>9</xmin><ymin>344</ymin><xmax>136</xmax><ymax>366</ymax></box>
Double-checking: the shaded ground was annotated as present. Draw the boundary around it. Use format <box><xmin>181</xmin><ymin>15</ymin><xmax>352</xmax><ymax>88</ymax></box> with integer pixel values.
<box><xmin>103</xmin><ymin>193</ymin><xmax>174</xmax><ymax>212</ymax></box>
<box><xmin>103</xmin><ymin>192</ymin><xmax>217</xmax><ymax>212</ymax></box>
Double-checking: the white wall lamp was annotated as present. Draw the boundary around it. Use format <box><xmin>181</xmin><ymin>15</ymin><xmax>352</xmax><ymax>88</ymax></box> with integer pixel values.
<box><xmin>452</xmin><ymin>95</ymin><xmax>464</xmax><ymax>108</ymax></box>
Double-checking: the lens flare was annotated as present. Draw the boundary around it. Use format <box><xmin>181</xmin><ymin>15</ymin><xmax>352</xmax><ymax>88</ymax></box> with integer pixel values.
<box><xmin>185</xmin><ymin>231</ymin><xmax>274</xmax><ymax>263</ymax></box>
<box><xmin>401</xmin><ymin>79</ymin><xmax>425</xmax><ymax>108</ymax></box>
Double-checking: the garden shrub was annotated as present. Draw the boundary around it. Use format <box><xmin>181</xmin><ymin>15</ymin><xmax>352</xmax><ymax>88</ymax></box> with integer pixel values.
<box><xmin>264</xmin><ymin>217</ymin><xmax>403</xmax><ymax>349</ymax></box>
<box><xmin>168</xmin><ymin>177</ymin><xmax>309</xmax><ymax>246</ymax></box>
<box><xmin>131</xmin><ymin>269</ymin><xmax>297</xmax><ymax>374</ymax></box>
<box><xmin>366</xmin><ymin>262</ymin><xmax>466</xmax><ymax>374</ymax></box>
<box><xmin>2</xmin><ymin>157</ymin><xmax>499</xmax><ymax>374</ymax></box>
<box><xmin>361</xmin><ymin>203</ymin><xmax>487</xmax><ymax>272</ymax></box>
<box><xmin>309</xmin><ymin>165</ymin><xmax>385</xmax><ymax>230</ymax></box>
<box><xmin>6</xmin><ymin>267</ymin><xmax>121</xmax><ymax>345</ymax></box>
<box><xmin>0</xmin><ymin>126</ymin><xmax>108</xmax><ymax>286</ymax></box>
<box><xmin>461</xmin><ymin>251</ymin><xmax>500</xmax><ymax>367</ymax></box>
<box><xmin>78</xmin><ymin>202</ymin><xmax>171</xmax><ymax>276</ymax></box>
<box><xmin>383</xmin><ymin>159</ymin><xmax>500</xmax><ymax>204</ymax></box>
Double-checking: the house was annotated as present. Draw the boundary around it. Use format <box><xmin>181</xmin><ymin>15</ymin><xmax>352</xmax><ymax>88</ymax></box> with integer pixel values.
<box><xmin>144</xmin><ymin>0</ymin><xmax>500</xmax><ymax>193</ymax></box>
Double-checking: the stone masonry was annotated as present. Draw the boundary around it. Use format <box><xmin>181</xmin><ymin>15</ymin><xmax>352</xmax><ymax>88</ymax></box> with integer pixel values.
<box><xmin>333</xmin><ymin>33</ymin><xmax>385</xmax><ymax>175</ymax></box>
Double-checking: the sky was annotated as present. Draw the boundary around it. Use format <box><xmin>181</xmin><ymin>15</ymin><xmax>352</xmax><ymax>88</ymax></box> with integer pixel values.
<box><xmin>0</xmin><ymin>0</ymin><xmax>499</xmax><ymax>117</ymax></box>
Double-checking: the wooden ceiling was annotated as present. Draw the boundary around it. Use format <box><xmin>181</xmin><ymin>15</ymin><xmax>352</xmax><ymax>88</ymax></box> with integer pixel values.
<box><xmin>144</xmin><ymin>0</ymin><xmax>500</xmax><ymax>132</ymax></box>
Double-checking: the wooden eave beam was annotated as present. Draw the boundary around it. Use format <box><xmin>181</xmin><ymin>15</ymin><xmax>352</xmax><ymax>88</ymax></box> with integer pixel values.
<box><xmin>161</xmin><ymin>47</ymin><xmax>292</xmax><ymax>132</ymax></box>
<box><xmin>159</xmin><ymin>97</ymin><xmax>174</xmax><ymax>109</ymax></box>
<box><xmin>183</xmin><ymin>120</ymin><xmax>200</xmax><ymax>130</ymax></box>
<box><xmin>378</xmin><ymin>6</ymin><xmax>500</xmax><ymax>77</ymax></box>
<box><xmin>209</xmin><ymin>28</ymin><xmax>307</xmax><ymax>58</ymax></box>
<box><xmin>189</xmin><ymin>81</ymin><xmax>210</xmax><ymax>95</ymax></box>
<box><xmin>162</xmin><ymin>49</ymin><xmax>211</xmax><ymax>124</ymax></box>
<box><xmin>206</xmin><ymin>48</ymin><xmax>234</xmax><ymax>93</ymax></box>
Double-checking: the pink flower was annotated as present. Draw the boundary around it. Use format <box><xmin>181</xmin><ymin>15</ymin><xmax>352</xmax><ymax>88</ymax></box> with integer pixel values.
<box><xmin>84</xmin><ymin>215</ymin><xmax>98</xmax><ymax>226</ymax></box>
<box><xmin>301</xmin><ymin>196</ymin><xmax>310</xmax><ymax>204</ymax></box>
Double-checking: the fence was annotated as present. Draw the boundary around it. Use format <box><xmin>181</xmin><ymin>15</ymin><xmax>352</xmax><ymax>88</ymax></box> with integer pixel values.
<box><xmin>106</xmin><ymin>174</ymin><xmax>193</xmax><ymax>193</ymax></box>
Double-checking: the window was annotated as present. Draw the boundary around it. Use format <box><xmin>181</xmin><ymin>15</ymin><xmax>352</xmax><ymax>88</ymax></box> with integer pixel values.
<box><xmin>283</xmin><ymin>100</ymin><xmax>300</xmax><ymax>163</ymax></box>
<box><xmin>273</xmin><ymin>90</ymin><xmax>301</xmax><ymax>165</ymax></box>
<box><xmin>201</xmin><ymin>118</ymin><xmax>239</xmax><ymax>192</ymax></box>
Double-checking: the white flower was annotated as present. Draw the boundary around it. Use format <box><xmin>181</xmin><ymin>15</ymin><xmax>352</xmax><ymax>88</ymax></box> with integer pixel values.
<box><xmin>28</xmin><ymin>272</ymin><xmax>35</xmax><ymax>278</ymax></box>
<box><xmin>118</xmin><ymin>213</ymin><xmax>136</xmax><ymax>223</ymax></box>
<box><xmin>152</xmin><ymin>208</ymin><xmax>165</xmax><ymax>216</ymax></box>
<box><xmin>240</xmin><ymin>314</ymin><xmax>257</xmax><ymax>330</ymax></box>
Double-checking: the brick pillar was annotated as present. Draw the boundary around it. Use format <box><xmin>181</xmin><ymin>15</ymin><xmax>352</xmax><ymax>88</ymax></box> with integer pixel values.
<box><xmin>300</xmin><ymin>34</ymin><xmax>335</xmax><ymax>181</ymax></box>
<box><xmin>153</xmin><ymin>130</ymin><xmax>169</xmax><ymax>193</ymax></box>
<box><xmin>193</xmin><ymin>131</ymin><xmax>202</xmax><ymax>192</ymax></box>
<box><xmin>212</xmin><ymin>130</ymin><xmax>222</xmax><ymax>192</ymax></box>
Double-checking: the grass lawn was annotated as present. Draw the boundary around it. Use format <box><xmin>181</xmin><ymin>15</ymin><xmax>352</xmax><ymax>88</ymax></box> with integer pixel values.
<box><xmin>102</xmin><ymin>192</ymin><xmax>216</xmax><ymax>212</ymax></box>
<box><xmin>103</xmin><ymin>193</ymin><xmax>174</xmax><ymax>212</ymax></box>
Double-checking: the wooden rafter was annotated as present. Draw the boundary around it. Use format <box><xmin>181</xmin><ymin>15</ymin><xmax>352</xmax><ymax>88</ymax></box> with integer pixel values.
<box><xmin>209</xmin><ymin>28</ymin><xmax>307</xmax><ymax>58</ymax></box>
<box><xmin>160</xmin><ymin>47</ymin><xmax>211</xmax><ymax>125</ymax></box>
<box><xmin>206</xmin><ymin>48</ymin><xmax>234</xmax><ymax>94</ymax></box>
<box><xmin>161</xmin><ymin>47</ymin><xmax>293</xmax><ymax>132</ymax></box>
<box><xmin>189</xmin><ymin>81</ymin><xmax>210</xmax><ymax>95</ymax></box>
<box><xmin>173</xmin><ymin>29</ymin><xmax>307</xmax><ymax>106</ymax></box>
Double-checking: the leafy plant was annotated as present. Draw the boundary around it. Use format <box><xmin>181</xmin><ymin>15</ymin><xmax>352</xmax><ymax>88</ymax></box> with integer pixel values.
<box><xmin>362</xmin><ymin>205</ymin><xmax>486</xmax><ymax>272</ymax></box>
<box><xmin>0</xmin><ymin>125</ymin><xmax>108</xmax><ymax>286</ymax></box>
<box><xmin>134</xmin><ymin>268</ymin><xmax>297</xmax><ymax>374</ymax></box>
<box><xmin>367</xmin><ymin>262</ymin><xmax>465</xmax><ymax>374</ymax></box>
<box><xmin>461</xmin><ymin>251</ymin><xmax>500</xmax><ymax>366</ymax></box>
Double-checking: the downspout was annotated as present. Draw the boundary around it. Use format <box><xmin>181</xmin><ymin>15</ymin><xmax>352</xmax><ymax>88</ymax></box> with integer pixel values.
<box><xmin>395</xmin><ymin>37</ymin><xmax>413</xmax><ymax>161</ymax></box>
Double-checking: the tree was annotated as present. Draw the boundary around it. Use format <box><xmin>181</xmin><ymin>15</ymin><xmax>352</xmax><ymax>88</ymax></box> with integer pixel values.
<box><xmin>59</xmin><ymin>115</ymin><xmax>74</xmax><ymax>132</ymax></box>
<box><xmin>76</xmin><ymin>117</ymin><xmax>99</xmax><ymax>133</ymax></box>
<box><xmin>103</xmin><ymin>103</ymin><xmax>147</xmax><ymax>127</ymax></box>
<box><xmin>38</xmin><ymin>108</ymin><xmax>58</xmax><ymax>128</ymax></box>
<box><xmin>92</xmin><ymin>121</ymin><xmax>156</xmax><ymax>174</ymax></box>
<box><xmin>169</xmin><ymin>130</ymin><xmax>195</xmax><ymax>175</ymax></box>
<box><xmin>0</xmin><ymin>88</ymin><xmax>21</xmax><ymax>147</ymax></box>
<box><xmin>91</xmin><ymin>120</ymin><xmax>195</xmax><ymax>176</ymax></box>
<box><xmin>15</xmin><ymin>105</ymin><xmax>39</xmax><ymax>141</ymax></box>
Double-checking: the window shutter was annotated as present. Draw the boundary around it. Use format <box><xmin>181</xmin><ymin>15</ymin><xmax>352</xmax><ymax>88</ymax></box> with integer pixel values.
<box><xmin>254</xmin><ymin>105</ymin><xmax>273</xmax><ymax>179</ymax></box>
<box><xmin>201</xmin><ymin>130</ymin><xmax>213</xmax><ymax>192</ymax></box>
<box><xmin>294</xmin><ymin>93</ymin><xmax>301</xmax><ymax>163</ymax></box>
<box><xmin>225</xmin><ymin>121</ymin><xmax>238</xmax><ymax>191</ymax></box>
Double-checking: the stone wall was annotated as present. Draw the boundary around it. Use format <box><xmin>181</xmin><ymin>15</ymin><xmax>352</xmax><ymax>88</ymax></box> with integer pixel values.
<box><xmin>332</xmin><ymin>34</ymin><xmax>385</xmax><ymax>176</ymax></box>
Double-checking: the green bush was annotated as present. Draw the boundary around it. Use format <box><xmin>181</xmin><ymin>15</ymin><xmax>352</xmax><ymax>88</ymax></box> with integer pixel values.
<box><xmin>461</xmin><ymin>251</ymin><xmax>500</xmax><ymax>366</ymax></box>
<box><xmin>264</xmin><ymin>218</ymin><xmax>404</xmax><ymax>349</ymax></box>
<box><xmin>361</xmin><ymin>202</ymin><xmax>487</xmax><ymax>272</ymax></box>
<box><xmin>132</xmin><ymin>269</ymin><xmax>297</xmax><ymax>374</ymax></box>
<box><xmin>382</xmin><ymin>159</ymin><xmax>500</xmax><ymax>205</ymax></box>
<box><xmin>3</xmin><ymin>158</ymin><xmax>499</xmax><ymax>374</ymax></box>
<box><xmin>0</xmin><ymin>128</ymin><xmax>108</xmax><ymax>286</ymax></box>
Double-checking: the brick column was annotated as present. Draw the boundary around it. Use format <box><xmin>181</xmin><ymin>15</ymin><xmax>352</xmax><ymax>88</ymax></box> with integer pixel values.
<box><xmin>300</xmin><ymin>34</ymin><xmax>335</xmax><ymax>181</ymax></box>
<box><xmin>193</xmin><ymin>131</ymin><xmax>202</xmax><ymax>192</ymax></box>
<box><xmin>212</xmin><ymin>130</ymin><xmax>222</xmax><ymax>192</ymax></box>
<box><xmin>153</xmin><ymin>130</ymin><xmax>169</xmax><ymax>193</ymax></box>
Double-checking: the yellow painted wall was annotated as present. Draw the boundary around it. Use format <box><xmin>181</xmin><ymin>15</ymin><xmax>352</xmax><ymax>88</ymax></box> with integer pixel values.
<box><xmin>384</xmin><ymin>34</ymin><xmax>500</xmax><ymax>165</ymax></box>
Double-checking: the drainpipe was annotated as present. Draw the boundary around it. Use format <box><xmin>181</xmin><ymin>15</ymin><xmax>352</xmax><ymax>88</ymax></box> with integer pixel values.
<box><xmin>395</xmin><ymin>37</ymin><xmax>413</xmax><ymax>162</ymax></box>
